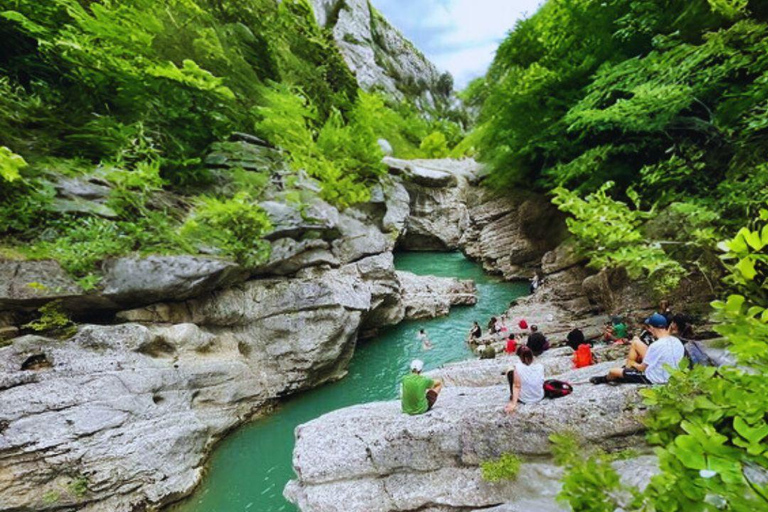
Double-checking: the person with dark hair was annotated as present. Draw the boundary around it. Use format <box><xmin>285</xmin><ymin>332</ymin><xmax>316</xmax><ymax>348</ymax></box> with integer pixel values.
<box><xmin>526</xmin><ymin>325</ymin><xmax>550</xmax><ymax>356</ymax></box>
<box><xmin>590</xmin><ymin>313</ymin><xmax>684</xmax><ymax>385</ymax></box>
<box><xmin>505</xmin><ymin>333</ymin><xmax>518</xmax><ymax>354</ymax></box>
<box><xmin>669</xmin><ymin>313</ymin><xmax>694</xmax><ymax>341</ymax></box>
<box><xmin>469</xmin><ymin>321</ymin><xmax>482</xmax><ymax>340</ymax></box>
<box><xmin>417</xmin><ymin>328</ymin><xmax>433</xmax><ymax>350</ymax></box>
<box><xmin>487</xmin><ymin>317</ymin><xmax>499</xmax><ymax>335</ymax></box>
<box><xmin>505</xmin><ymin>346</ymin><xmax>544</xmax><ymax>414</ymax></box>
<box><xmin>529</xmin><ymin>272</ymin><xmax>543</xmax><ymax>294</ymax></box>
<box><xmin>565</xmin><ymin>328</ymin><xmax>586</xmax><ymax>351</ymax></box>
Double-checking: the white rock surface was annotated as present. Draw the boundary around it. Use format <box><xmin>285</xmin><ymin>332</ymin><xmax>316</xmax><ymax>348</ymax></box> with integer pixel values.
<box><xmin>285</xmin><ymin>362</ymin><xmax>649</xmax><ymax>511</ymax></box>
<box><xmin>397</xmin><ymin>271</ymin><xmax>477</xmax><ymax>319</ymax></box>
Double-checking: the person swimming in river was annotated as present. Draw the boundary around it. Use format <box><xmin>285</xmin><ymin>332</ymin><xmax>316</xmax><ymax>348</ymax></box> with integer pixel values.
<box><xmin>417</xmin><ymin>328</ymin><xmax>433</xmax><ymax>350</ymax></box>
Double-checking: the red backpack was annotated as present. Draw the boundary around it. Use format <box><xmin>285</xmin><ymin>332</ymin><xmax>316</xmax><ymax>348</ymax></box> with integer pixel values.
<box><xmin>573</xmin><ymin>343</ymin><xmax>593</xmax><ymax>369</ymax></box>
<box><xmin>543</xmin><ymin>379</ymin><xmax>573</xmax><ymax>398</ymax></box>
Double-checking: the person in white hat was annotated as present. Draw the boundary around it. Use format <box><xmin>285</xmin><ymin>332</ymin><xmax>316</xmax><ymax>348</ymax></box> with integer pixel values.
<box><xmin>401</xmin><ymin>359</ymin><xmax>443</xmax><ymax>415</ymax></box>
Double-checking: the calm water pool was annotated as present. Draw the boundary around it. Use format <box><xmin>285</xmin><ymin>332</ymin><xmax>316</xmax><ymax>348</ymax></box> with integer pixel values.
<box><xmin>170</xmin><ymin>252</ymin><xmax>528</xmax><ymax>512</ymax></box>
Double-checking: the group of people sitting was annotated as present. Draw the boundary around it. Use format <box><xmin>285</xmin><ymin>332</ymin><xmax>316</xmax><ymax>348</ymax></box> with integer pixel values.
<box><xmin>402</xmin><ymin>301</ymin><xmax>697</xmax><ymax>416</ymax></box>
<box><xmin>472</xmin><ymin>316</ymin><xmax>551</xmax><ymax>360</ymax></box>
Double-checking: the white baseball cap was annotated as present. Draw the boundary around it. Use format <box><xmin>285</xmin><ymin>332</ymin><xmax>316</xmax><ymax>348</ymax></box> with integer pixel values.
<box><xmin>410</xmin><ymin>359</ymin><xmax>424</xmax><ymax>372</ymax></box>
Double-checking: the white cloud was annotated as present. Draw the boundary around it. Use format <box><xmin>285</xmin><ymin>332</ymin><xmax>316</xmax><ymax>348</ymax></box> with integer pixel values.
<box><xmin>373</xmin><ymin>0</ymin><xmax>543</xmax><ymax>89</ymax></box>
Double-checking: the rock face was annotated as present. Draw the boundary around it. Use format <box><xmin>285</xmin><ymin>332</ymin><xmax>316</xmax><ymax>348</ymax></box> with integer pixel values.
<box><xmin>308</xmin><ymin>0</ymin><xmax>452</xmax><ymax>111</ymax></box>
<box><xmin>0</xmin><ymin>260</ymin><xmax>84</xmax><ymax>309</ymax></box>
<box><xmin>0</xmin><ymin>253</ymin><xmax>409</xmax><ymax>512</ymax></box>
<box><xmin>285</xmin><ymin>359</ymin><xmax>649</xmax><ymax>512</ymax></box>
<box><xmin>391</xmin><ymin>158</ymin><xmax>567</xmax><ymax>279</ymax></box>
<box><xmin>396</xmin><ymin>271</ymin><xmax>477</xmax><ymax>319</ymax></box>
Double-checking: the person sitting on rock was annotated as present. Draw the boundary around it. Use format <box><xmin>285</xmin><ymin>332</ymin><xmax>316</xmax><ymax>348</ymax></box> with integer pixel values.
<box><xmin>565</xmin><ymin>328</ymin><xmax>586</xmax><ymax>351</ymax></box>
<box><xmin>401</xmin><ymin>359</ymin><xmax>443</xmax><ymax>415</ymax></box>
<box><xmin>505</xmin><ymin>333</ymin><xmax>518</xmax><ymax>354</ymax></box>
<box><xmin>487</xmin><ymin>317</ymin><xmax>499</xmax><ymax>336</ymax></box>
<box><xmin>469</xmin><ymin>321</ymin><xmax>482</xmax><ymax>340</ymax></box>
<box><xmin>504</xmin><ymin>346</ymin><xmax>545</xmax><ymax>414</ymax></box>
<box><xmin>603</xmin><ymin>316</ymin><xmax>628</xmax><ymax>344</ymax></box>
<box><xmin>496</xmin><ymin>315</ymin><xmax>509</xmax><ymax>335</ymax></box>
<box><xmin>590</xmin><ymin>313</ymin><xmax>684</xmax><ymax>385</ymax></box>
<box><xmin>529</xmin><ymin>272</ymin><xmax>543</xmax><ymax>294</ymax></box>
<box><xmin>526</xmin><ymin>325</ymin><xmax>550</xmax><ymax>356</ymax></box>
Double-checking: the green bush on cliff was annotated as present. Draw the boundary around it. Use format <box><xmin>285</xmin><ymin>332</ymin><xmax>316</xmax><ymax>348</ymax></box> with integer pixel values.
<box><xmin>181</xmin><ymin>193</ymin><xmax>272</xmax><ymax>268</ymax></box>
<box><xmin>552</xmin><ymin>183</ymin><xmax>686</xmax><ymax>295</ymax></box>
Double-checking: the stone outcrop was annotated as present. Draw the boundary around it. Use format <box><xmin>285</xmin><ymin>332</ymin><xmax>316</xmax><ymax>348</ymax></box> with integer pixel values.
<box><xmin>390</xmin><ymin>158</ymin><xmax>567</xmax><ymax>279</ymax></box>
<box><xmin>396</xmin><ymin>271</ymin><xmax>477</xmax><ymax>319</ymax></box>
<box><xmin>308</xmin><ymin>0</ymin><xmax>453</xmax><ymax>112</ymax></box>
<box><xmin>0</xmin><ymin>253</ymin><xmax>409</xmax><ymax>512</ymax></box>
<box><xmin>285</xmin><ymin>359</ymin><xmax>649</xmax><ymax>512</ymax></box>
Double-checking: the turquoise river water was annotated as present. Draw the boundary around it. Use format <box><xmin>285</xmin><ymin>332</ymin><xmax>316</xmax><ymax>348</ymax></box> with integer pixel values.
<box><xmin>171</xmin><ymin>252</ymin><xmax>528</xmax><ymax>512</ymax></box>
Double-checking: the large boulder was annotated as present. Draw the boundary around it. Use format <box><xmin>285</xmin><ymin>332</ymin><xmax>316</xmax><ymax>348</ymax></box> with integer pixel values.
<box><xmin>396</xmin><ymin>271</ymin><xmax>477</xmax><ymax>319</ymax></box>
<box><xmin>0</xmin><ymin>260</ymin><xmax>84</xmax><ymax>310</ymax></box>
<box><xmin>101</xmin><ymin>255</ymin><xmax>248</xmax><ymax>308</ymax></box>
<box><xmin>285</xmin><ymin>362</ymin><xmax>648</xmax><ymax>512</ymax></box>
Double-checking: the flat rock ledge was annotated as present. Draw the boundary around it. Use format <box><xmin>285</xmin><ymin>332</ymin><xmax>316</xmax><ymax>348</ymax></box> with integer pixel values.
<box><xmin>285</xmin><ymin>361</ymin><xmax>648</xmax><ymax>512</ymax></box>
<box><xmin>397</xmin><ymin>271</ymin><xmax>477</xmax><ymax>319</ymax></box>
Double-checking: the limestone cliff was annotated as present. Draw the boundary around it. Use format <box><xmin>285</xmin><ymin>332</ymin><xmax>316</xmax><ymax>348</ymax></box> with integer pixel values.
<box><xmin>309</xmin><ymin>0</ymin><xmax>453</xmax><ymax>111</ymax></box>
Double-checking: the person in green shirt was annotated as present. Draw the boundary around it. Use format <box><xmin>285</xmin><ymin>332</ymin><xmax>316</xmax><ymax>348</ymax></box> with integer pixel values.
<box><xmin>401</xmin><ymin>359</ymin><xmax>443</xmax><ymax>415</ymax></box>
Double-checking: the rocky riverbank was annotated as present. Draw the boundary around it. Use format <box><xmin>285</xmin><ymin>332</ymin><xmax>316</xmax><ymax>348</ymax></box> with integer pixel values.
<box><xmin>0</xmin><ymin>145</ymin><xmax>714</xmax><ymax>511</ymax></box>
<box><xmin>284</xmin><ymin>349</ymin><xmax>653</xmax><ymax>512</ymax></box>
<box><xmin>0</xmin><ymin>151</ymin><xmax>555</xmax><ymax>511</ymax></box>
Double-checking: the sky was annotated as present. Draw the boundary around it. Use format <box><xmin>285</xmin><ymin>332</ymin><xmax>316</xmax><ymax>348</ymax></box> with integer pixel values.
<box><xmin>373</xmin><ymin>0</ymin><xmax>543</xmax><ymax>90</ymax></box>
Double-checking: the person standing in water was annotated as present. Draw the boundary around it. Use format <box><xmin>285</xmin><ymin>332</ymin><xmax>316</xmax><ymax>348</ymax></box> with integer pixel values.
<box><xmin>417</xmin><ymin>328</ymin><xmax>433</xmax><ymax>350</ymax></box>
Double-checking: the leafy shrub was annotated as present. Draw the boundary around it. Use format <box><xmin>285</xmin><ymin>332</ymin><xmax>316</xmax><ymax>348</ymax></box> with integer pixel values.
<box><xmin>255</xmin><ymin>85</ymin><xmax>385</xmax><ymax>208</ymax></box>
<box><xmin>24</xmin><ymin>300</ymin><xmax>77</xmax><ymax>338</ymax></box>
<box><xmin>27</xmin><ymin>217</ymin><xmax>135</xmax><ymax>277</ymax></box>
<box><xmin>181</xmin><ymin>193</ymin><xmax>272</xmax><ymax>268</ymax></box>
<box><xmin>550</xmin><ymin>432</ymin><xmax>637</xmax><ymax>512</ymax></box>
<box><xmin>0</xmin><ymin>146</ymin><xmax>27</xmax><ymax>182</ymax></box>
<box><xmin>419</xmin><ymin>132</ymin><xmax>449</xmax><ymax>158</ymax></box>
<box><xmin>552</xmin><ymin>183</ymin><xmax>685</xmax><ymax>294</ymax></box>
<box><xmin>480</xmin><ymin>453</ymin><xmax>522</xmax><ymax>482</ymax></box>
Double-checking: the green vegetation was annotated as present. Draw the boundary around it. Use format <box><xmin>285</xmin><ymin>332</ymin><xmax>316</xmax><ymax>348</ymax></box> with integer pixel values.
<box><xmin>480</xmin><ymin>453</ymin><xmax>522</xmax><ymax>483</ymax></box>
<box><xmin>550</xmin><ymin>214</ymin><xmax>768</xmax><ymax>511</ymax></box>
<box><xmin>0</xmin><ymin>0</ymin><xmax>464</xmax><ymax>280</ymax></box>
<box><xmin>41</xmin><ymin>491</ymin><xmax>59</xmax><ymax>505</ymax></box>
<box><xmin>467</xmin><ymin>1</ymin><xmax>768</xmax><ymax>508</ymax></box>
<box><xmin>23</xmin><ymin>300</ymin><xmax>77</xmax><ymax>338</ymax></box>
<box><xmin>471</xmin><ymin>0</ymin><xmax>768</xmax><ymax>295</ymax></box>
<box><xmin>550</xmin><ymin>432</ymin><xmax>631</xmax><ymax>512</ymax></box>
<box><xmin>68</xmin><ymin>475</ymin><xmax>88</xmax><ymax>498</ymax></box>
